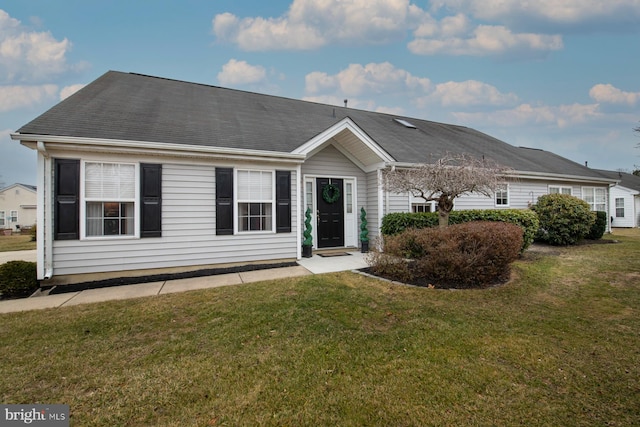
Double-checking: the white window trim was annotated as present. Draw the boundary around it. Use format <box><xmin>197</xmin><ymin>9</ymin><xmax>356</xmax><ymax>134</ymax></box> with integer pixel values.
<box><xmin>234</xmin><ymin>169</ymin><xmax>276</xmax><ymax>234</ymax></box>
<box><xmin>80</xmin><ymin>161</ymin><xmax>140</xmax><ymax>240</ymax></box>
<box><xmin>409</xmin><ymin>192</ymin><xmax>436</xmax><ymax>213</ymax></box>
<box><xmin>494</xmin><ymin>184</ymin><xmax>510</xmax><ymax>207</ymax></box>
<box><xmin>581</xmin><ymin>186</ymin><xmax>607</xmax><ymax>212</ymax></box>
<box><xmin>615</xmin><ymin>197</ymin><xmax>625</xmax><ymax>218</ymax></box>
<box><xmin>9</xmin><ymin>210</ymin><xmax>18</xmax><ymax>222</ymax></box>
<box><xmin>548</xmin><ymin>185</ymin><xmax>573</xmax><ymax>195</ymax></box>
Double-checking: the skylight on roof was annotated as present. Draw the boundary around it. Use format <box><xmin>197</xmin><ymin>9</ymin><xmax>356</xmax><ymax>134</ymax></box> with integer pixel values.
<box><xmin>394</xmin><ymin>118</ymin><xmax>416</xmax><ymax>129</ymax></box>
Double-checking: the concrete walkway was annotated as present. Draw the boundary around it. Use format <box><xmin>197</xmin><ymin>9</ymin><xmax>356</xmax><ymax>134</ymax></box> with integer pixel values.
<box><xmin>0</xmin><ymin>251</ymin><xmax>368</xmax><ymax>314</ymax></box>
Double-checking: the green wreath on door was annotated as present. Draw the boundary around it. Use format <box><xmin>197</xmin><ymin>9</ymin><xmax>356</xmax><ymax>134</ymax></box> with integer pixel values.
<box><xmin>322</xmin><ymin>183</ymin><xmax>341</xmax><ymax>204</ymax></box>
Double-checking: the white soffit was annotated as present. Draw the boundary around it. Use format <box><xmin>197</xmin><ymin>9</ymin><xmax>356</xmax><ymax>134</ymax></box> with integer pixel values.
<box><xmin>292</xmin><ymin>117</ymin><xmax>394</xmax><ymax>166</ymax></box>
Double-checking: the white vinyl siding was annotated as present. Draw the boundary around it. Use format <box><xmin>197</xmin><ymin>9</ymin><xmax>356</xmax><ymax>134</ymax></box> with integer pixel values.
<box><xmin>51</xmin><ymin>162</ymin><xmax>298</xmax><ymax>277</ymax></box>
<box><xmin>610</xmin><ymin>185</ymin><xmax>637</xmax><ymax>228</ymax></box>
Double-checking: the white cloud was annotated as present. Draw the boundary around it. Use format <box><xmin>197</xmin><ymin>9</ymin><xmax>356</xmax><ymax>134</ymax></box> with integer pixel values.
<box><xmin>0</xmin><ymin>9</ymin><xmax>72</xmax><ymax>83</ymax></box>
<box><xmin>0</xmin><ymin>84</ymin><xmax>58</xmax><ymax>112</ymax></box>
<box><xmin>427</xmin><ymin>80</ymin><xmax>518</xmax><ymax>107</ymax></box>
<box><xmin>59</xmin><ymin>83</ymin><xmax>85</xmax><ymax>100</ymax></box>
<box><xmin>589</xmin><ymin>84</ymin><xmax>640</xmax><ymax>106</ymax></box>
<box><xmin>213</xmin><ymin>0</ymin><xmax>426</xmax><ymax>51</ymax></box>
<box><xmin>430</xmin><ymin>0</ymin><xmax>640</xmax><ymax>31</ymax></box>
<box><xmin>409</xmin><ymin>24</ymin><xmax>563</xmax><ymax>57</ymax></box>
<box><xmin>305</xmin><ymin>62</ymin><xmax>431</xmax><ymax>97</ymax></box>
<box><xmin>217</xmin><ymin>59</ymin><xmax>267</xmax><ymax>86</ymax></box>
<box><xmin>453</xmin><ymin>102</ymin><xmax>601</xmax><ymax>128</ymax></box>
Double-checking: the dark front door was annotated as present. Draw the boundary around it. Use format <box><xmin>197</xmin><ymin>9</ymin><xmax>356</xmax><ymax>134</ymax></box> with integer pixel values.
<box><xmin>317</xmin><ymin>178</ymin><xmax>344</xmax><ymax>248</ymax></box>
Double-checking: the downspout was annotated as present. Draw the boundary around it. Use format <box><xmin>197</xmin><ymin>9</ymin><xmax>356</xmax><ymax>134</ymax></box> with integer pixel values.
<box><xmin>36</xmin><ymin>141</ymin><xmax>53</xmax><ymax>280</ymax></box>
<box><xmin>296</xmin><ymin>164</ymin><xmax>302</xmax><ymax>260</ymax></box>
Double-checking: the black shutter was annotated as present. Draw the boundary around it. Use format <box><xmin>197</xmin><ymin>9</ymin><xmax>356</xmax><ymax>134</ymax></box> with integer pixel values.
<box><xmin>216</xmin><ymin>167</ymin><xmax>233</xmax><ymax>235</ymax></box>
<box><xmin>140</xmin><ymin>163</ymin><xmax>162</xmax><ymax>238</ymax></box>
<box><xmin>54</xmin><ymin>159</ymin><xmax>80</xmax><ymax>240</ymax></box>
<box><xmin>276</xmin><ymin>170</ymin><xmax>291</xmax><ymax>233</ymax></box>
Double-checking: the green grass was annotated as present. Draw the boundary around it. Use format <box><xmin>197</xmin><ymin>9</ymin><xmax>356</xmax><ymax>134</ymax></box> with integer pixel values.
<box><xmin>0</xmin><ymin>234</ymin><xmax>36</xmax><ymax>252</ymax></box>
<box><xmin>1</xmin><ymin>232</ymin><xmax>639</xmax><ymax>426</ymax></box>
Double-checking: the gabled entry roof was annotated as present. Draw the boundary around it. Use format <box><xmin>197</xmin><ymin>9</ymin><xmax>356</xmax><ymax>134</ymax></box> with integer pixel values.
<box><xmin>15</xmin><ymin>71</ymin><xmax>611</xmax><ymax>182</ymax></box>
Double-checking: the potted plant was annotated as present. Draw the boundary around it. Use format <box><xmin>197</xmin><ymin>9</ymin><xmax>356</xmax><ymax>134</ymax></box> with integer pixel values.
<box><xmin>302</xmin><ymin>207</ymin><xmax>313</xmax><ymax>257</ymax></box>
<box><xmin>360</xmin><ymin>207</ymin><xmax>369</xmax><ymax>253</ymax></box>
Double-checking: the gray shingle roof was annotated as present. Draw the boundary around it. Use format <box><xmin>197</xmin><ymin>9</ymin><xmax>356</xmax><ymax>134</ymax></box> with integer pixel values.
<box><xmin>596</xmin><ymin>170</ymin><xmax>640</xmax><ymax>192</ymax></box>
<box><xmin>17</xmin><ymin>71</ymin><xmax>609</xmax><ymax>180</ymax></box>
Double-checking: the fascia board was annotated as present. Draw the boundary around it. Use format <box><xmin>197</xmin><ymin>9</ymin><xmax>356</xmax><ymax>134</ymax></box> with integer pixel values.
<box><xmin>12</xmin><ymin>133</ymin><xmax>305</xmax><ymax>164</ymax></box>
<box><xmin>292</xmin><ymin>118</ymin><xmax>395</xmax><ymax>163</ymax></box>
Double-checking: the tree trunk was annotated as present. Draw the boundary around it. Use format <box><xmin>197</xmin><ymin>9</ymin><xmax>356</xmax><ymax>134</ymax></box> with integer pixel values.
<box><xmin>437</xmin><ymin>195</ymin><xmax>454</xmax><ymax>228</ymax></box>
<box><xmin>438</xmin><ymin>210</ymin><xmax>449</xmax><ymax>228</ymax></box>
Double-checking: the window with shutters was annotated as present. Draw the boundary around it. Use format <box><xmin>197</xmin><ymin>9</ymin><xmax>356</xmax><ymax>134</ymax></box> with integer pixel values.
<box><xmin>82</xmin><ymin>162</ymin><xmax>138</xmax><ymax>238</ymax></box>
<box><xmin>236</xmin><ymin>170</ymin><xmax>274</xmax><ymax>232</ymax></box>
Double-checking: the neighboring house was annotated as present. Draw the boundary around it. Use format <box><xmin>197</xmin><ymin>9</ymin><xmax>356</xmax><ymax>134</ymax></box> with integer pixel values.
<box><xmin>10</xmin><ymin>71</ymin><xmax>616</xmax><ymax>283</ymax></box>
<box><xmin>0</xmin><ymin>183</ymin><xmax>37</xmax><ymax>233</ymax></box>
<box><xmin>596</xmin><ymin>170</ymin><xmax>640</xmax><ymax>228</ymax></box>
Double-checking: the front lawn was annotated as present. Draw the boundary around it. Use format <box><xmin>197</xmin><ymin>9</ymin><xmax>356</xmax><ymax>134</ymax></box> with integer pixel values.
<box><xmin>0</xmin><ymin>233</ymin><xmax>638</xmax><ymax>426</ymax></box>
<box><xmin>0</xmin><ymin>234</ymin><xmax>36</xmax><ymax>252</ymax></box>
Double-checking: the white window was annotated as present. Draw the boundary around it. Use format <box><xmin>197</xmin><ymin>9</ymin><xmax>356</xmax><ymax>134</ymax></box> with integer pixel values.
<box><xmin>615</xmin><ymin>198</ymin><xmax>625</xmax><ymax>218</ymax></box>
<box><xmin>0</xmin><ymin>211</ymin><xmax>5</xmax><ymax>227</ymax></box>
<box><xmin>549</xmin><ymin>186</ymin><xmax>572</xmax><ymax>195</ymax></box>
<box><xmin>345</xmin><ymin>182</ymin><xmax>353</xmax><ymax>214</ymax></box>
<box><xmin>495</xmin><ymin>184</ymin><xmax>509</xmax><ymax>207</ymax></box>
<box><xmin>305</xmin><ymin>181</ymin><xmax>313</xmax><ymax>213</ymax></box>
<box><xmin>237</xmin><ymin>170</ymin><xmax>274</xmax><ymax>232</ymax></box>
<box><xmin>582</xmin><ymin>187</ymin><xmax>606</xmax><ymax>212</ymax></box>
<box><xmin>410</xmin><ymin>192</ymin><xmax>435</xmax><ymax>213</ymax></box>
<box><xmin>10</xmin><ymin>210</ymin><xmax>18</xmax><ymax>222</ymax></box>
<box><xmin>83</xmin><ymin>162</ymin><xmax>137</xmax><ymax>238</ymax></box>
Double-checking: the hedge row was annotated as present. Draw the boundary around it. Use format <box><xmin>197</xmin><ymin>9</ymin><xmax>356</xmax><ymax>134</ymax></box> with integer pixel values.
<box><xmin>381</xmin><ymin>209</ymin><xmax>540</xmax><ymax>251</ymax></box>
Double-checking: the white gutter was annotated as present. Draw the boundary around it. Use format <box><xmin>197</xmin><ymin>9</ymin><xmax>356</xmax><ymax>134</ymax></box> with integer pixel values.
<box><xmin>12</xmin><ymin>133</ymin><xmax>306</xmax><ymax>164</ymax></box>
<box><xmin>36</xmin><ymin>141</ymin><xmax>53</xmax><ymax>280</ymax></box>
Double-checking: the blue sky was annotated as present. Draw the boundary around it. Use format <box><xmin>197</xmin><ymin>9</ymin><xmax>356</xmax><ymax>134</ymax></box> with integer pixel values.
<box><xmin>1</xmin><ymin>0</ymin><xmax>639</xmax><ymax>186</ymax></box>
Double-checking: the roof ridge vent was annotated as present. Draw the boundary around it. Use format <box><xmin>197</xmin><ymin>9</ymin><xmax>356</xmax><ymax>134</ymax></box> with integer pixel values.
<box><xmin>394</xmin><ymin>118</ymin><xmax>417</xmax><ymax>129</ymax></box>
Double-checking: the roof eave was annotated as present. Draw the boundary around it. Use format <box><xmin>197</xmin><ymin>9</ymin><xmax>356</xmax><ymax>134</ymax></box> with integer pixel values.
<box><xmin>11</xmin><ymin>133</ymin><xmax>306</xmax><ymax>164</ymax></box>
<box><xmin>386</xmin><ymin>161</ymin><xmax>617</xmax><ymax>185</ymax></box>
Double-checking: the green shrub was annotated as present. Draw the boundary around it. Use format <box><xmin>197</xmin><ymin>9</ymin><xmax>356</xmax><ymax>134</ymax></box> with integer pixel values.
<box><xmin>0</xmin><ymin>261</ymin><xmax>38</xmax><ymax>299</ymax></box>
<box><xmin>381</xmin><ymin>209</ymin><xmax>539</xmax><ymax>251</ymax></box>
<box><xmin>532</xmin><ymin>194</ymin><xmax>595</xmax><ymax>246</ymax></box>
<box><xmin>370</xmin><ymin>221</ymin><xmax>523</xmax><ymax>288</ymax></box>
<box><xmin>586</xmin><ymin>211</ymin><xmax>607</xmax><ymax>240</ymax></box>
<box><xmin>30</xmin><ymin>224</ymin><xmax>37</xmax><ymax>242</ymax></box>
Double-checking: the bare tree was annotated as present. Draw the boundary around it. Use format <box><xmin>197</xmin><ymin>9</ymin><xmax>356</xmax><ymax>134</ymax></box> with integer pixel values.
<box><xmin>383</xmin><ymin>153</ymin><xmax>512</xmax><ymax>228</ymax></box>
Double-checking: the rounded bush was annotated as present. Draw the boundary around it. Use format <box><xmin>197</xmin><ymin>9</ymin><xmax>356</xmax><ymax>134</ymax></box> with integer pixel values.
<box><xmin>370</xmin><ymin>221</ymin><xmax>523</xmax><ymax>288</ymax></box>
<box><xmin>532</xmin><ymin>194</ymin><xmax>595</xmax><ymax>246</ymax></box>
<box><xmin>0</xmin><ymin>261</ymin><xmax>38</xmax><ymax>299</ymax></box>
<box><xmin>586</xmin><ymin>211</ymin><xmax>607</xmax><ymax>240</ymax></box>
